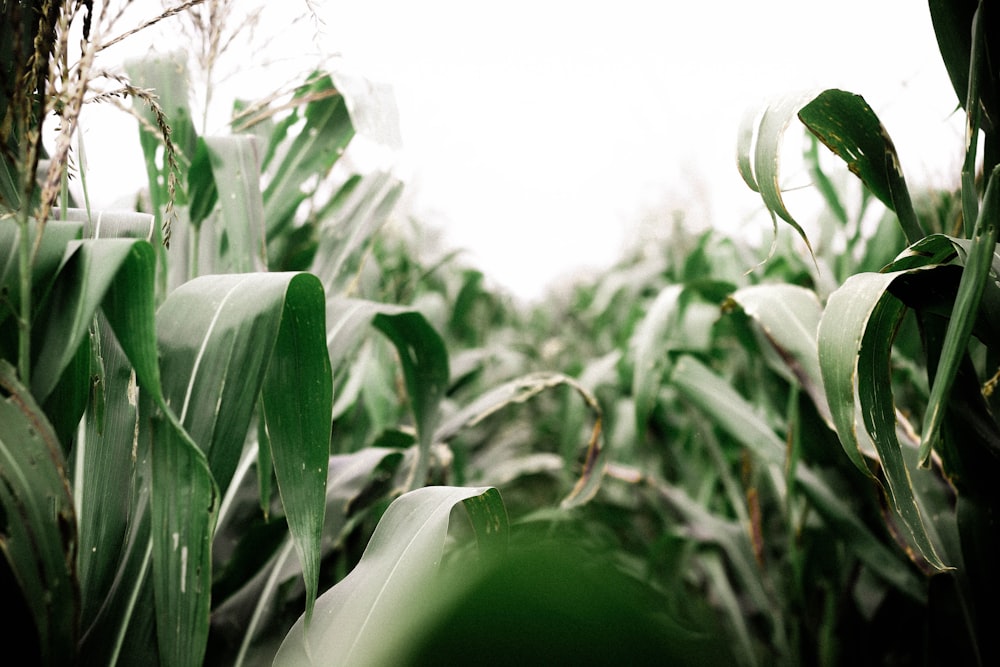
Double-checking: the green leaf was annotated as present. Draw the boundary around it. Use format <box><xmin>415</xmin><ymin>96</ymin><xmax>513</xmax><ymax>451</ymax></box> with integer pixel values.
<box><xmin>929</xmin><ymin>0</ymin><xmax>998</xmax><ymax>131</ymax></box>
<box><xmin>204</xmin><ymin>135</ymin><xmax>268</xmax><ymax>273</ymax></box>
<box><xmin>309</xmin><ymin>171</ymin><xmax>404</xmax><ymax>292</ymax></box>
<box><xmin>670</xmin><ymin>355</ymin><xmax>926</xmax><ymax>600</ymax></box>
<box><xmin>187</xmin><ymin>138</ymin><xmax>219</xmax><ymax>229</ymax></box>
<box><xmin>818</xmin><ymin>272</ymin><xmax>950</xmax><ymax>570</ymax></box>
<box><xmin>434</xmin><ymin>371</ymin><xmax>606</xmax><ymax>508</ymax></box>
<box><xmin>0</xmin><ymin>360</ymin><xmax>78</xmax><ymax>665</ymax></box>
<box><xmin>273</xmin><ymin>485</ymin><xmax>507</xmax><ymax>667</ymax></box>
<box><xmin>155</xmin><ymin>271</ymin><xmax>332</xmax><ymax>637</ymax></box>
<box><xmin>921</xmin><ymin>166</ymin><xmax>1000</xmax><ymax>463</ymax></box>
<box><xmin>260</xmin><ymin>273</ymin><xmax>332</xmax><ymax>617</ymax></box>
<box><xmin>737</xmin><ymin>90</ymin><xmax>820</xmax><ymax>256</ymax></box>
<box><xmin>31</xmin><ymin>238</ymin><xmax>157</xmax><ymax>405</ymax></box>
<box><xmin>630</xmin><ymin>284</ymin><xmax>683</xmax><ymax>429</ymax></box>
<box><xmin>262</xmin><ymin>73</ymin><xmax>355</xmax><ymax>241</ymax></box>
<box><xmin>798</xmin><ymin>89</ymin><xmax>924</xmax><ymax>243</ymax></box>
<box><xmin>372</xmin><ymin>311</ymin><xmax>450</xmax><ymax>489</ymax></box>
<box><xmin>148</xmin><ymin>405</ymin><xmax>217</xmax><ymax>667</ymax></box>
<box><xmin>730</xmin><ymin>284</ymin><xmax>828</xmax><ymax>425</ymax></box>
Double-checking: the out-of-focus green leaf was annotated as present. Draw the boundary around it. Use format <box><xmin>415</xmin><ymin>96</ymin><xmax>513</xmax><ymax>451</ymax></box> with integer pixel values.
<box><xmin>205</xmin><ymin>135</ymin><xmax>268</xmax><ymax>273</ymax></box>
<box><xmin>262</xmin><ymin>73</ymin><xmax>355</xmax><ymax>240</ymax></box>
<box><xmin>0</xmin><ymin>360</ymin><xmax>78</xmax><ymax>665</ymax></box>
<box><xmin>819</xmin><ymin>272</ymin><xmax>950</xmax><ymax>571</ymax></box>
<box><xmin>798</xmin><ymin>89</ymin><xmax>924</xmax><ymax>243</ymax></box>
<box><xmin>671</xmin><ymin>355</ymin><xmax>926</xmax><ymax>600</ymax></box>
<box><xmin>259</xmin><ymin>273</ymin><xmax>332</xmax><ymax>617</ymax></box>
<box><xmin>372</xmin><ymin>311</ymin><xmax>449</xmax><ymax>489</ymax></box>
<box><xmin>434</xmin><ymin>371</ymin><xmax>606</xmax><ymax>508</ymax></box>
<box><xmin>273</xmin><ymin>486</ymin><xmax>507</xmax><ymax>667</ymax></box>
<box><xmin>188</xmin><ymin>138</ymin><xmax>219</xmax><ymax>229</ymax></box>
<box><xmin>631</xmin><ymin>284</ymin><xmax>683</xmax><ymax>429</ymax></box>
<box><xmin>310</xmin><ymin>171</ymin><xmax>404</xmax><ymax>292</ymax></box>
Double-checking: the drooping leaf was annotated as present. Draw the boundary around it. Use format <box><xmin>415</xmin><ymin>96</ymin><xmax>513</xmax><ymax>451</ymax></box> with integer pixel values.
<box><xmin>928</xmin><ymin>0</ymin><xmax>998</xmax><ymax>132</ymax></box>
<box><xmin>31</xmin><ymin>238</ymin><xmax>157</xmax><ymax>406</ymax></box>
<box><xmin>819</xmin><ymin>272</ymin><xmax>950</xmax><ymax>571</ymax></box>
<box><xmin>434</xmin><ymin>371</ymin><xmax>606</xmax><ymax>508</ymax></box>
<box><xmin>798</xmin><ymin>89</ymin><xmax>924</xmax><ymax>243</ymax></box>
<box><xmin>730</xmin><ymin>284</ymin><xmax>829</xmax><ymax>425</ymax></box>
<box><xmin>372</xmin><ymin>311</ymin><xmax>450</xmax><ymax>489</ymax></box>
<box><xmin>737</xmin><ymin>90</ymin><xmax>820</xmax><ymax>256</ymax></box>
<box><xmin>273</xmin><ymin>486</ymin><xmax>508</xmax><ymax>667</ymax></box>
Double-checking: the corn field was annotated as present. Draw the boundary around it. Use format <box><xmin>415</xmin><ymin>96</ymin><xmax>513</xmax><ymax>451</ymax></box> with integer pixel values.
<box><xmin>2</xmin><ymin>1</ymin><xmax>999</xmax><ymax>665</ymax></box>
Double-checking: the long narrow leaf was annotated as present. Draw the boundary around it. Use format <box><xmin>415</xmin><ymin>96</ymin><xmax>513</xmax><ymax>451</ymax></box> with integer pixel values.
<box><xmin>260</xmin><ymin>273</ymin><xmax>333</xmax><ymax>617</ymax></box>
<box><xmin>921</xmin><ymin>166</ymin><xmax>1000</xmax><ymax>463</ymax></box>
<box><xmin>819</xmin><ymin>272</ymin><xmax>950</xmax><ymax>570</ymax></box>
<box><xmin>372</xmin><ymin>311</ymin><xmax>450</xmax><ymax>490</ymax></box>
<box><xmin>0</xmin><ymin>360</ymin><xmax>78</xmax><ymax>665</ymax></box>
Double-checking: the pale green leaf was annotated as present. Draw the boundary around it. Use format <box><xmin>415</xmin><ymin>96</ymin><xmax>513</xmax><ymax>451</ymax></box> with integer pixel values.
<box><xmin>819</xmin><ymin>272</ymin><xmax>950</xmax><ymax>570</ymax></box>
<box><xmin>205</xmin><ymin>135</ymin><xmax>268</xmax><ymax>273</ymax></box>
<box><xmin>273</xmin><ymin>486</ymin><xmax>507</xmax><ymax>667</ymax></box>
<box><xmin>630</xmin><ymin>284</ymin><xmax>683</xmax><ymax>429</ymax></box>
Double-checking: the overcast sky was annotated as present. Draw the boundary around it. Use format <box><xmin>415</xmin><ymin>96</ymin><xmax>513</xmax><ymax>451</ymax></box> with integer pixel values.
<box><xmin>85</xmin><ymin>1</ymin><xmax>964</xmax><ymax>302</ymax></box>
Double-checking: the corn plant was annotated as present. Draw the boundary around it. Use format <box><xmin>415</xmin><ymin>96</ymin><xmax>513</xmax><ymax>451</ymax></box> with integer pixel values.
<box><xmin>728</xmin><ymin>0</ymin><xmax>999</xmax><ymax>663</ymax></box>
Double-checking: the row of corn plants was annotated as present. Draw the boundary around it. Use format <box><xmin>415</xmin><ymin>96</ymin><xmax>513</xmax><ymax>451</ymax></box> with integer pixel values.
<box><xmin>3</xmin><ymin>0</ymin><xmax>999</xmax><ymax>665</ymax></box>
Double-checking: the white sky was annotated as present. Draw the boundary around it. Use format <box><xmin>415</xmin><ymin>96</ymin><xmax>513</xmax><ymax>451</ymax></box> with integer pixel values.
<box><xmin>82</xmin><ymin>1</ymin><xmax>965</xmax><ymax>302</ymax></box>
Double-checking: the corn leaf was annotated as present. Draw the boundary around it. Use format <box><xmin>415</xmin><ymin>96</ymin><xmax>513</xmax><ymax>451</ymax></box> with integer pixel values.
<box><xmin>670</xmin><ymin>354</ymin><xmax>926</xmax><ymax>600</ymax></box>
<box><xmin>434</xmin><ymin>371</ymin><xmax>606</xmax><ymax>508</ymax></box>
<box><xmin>737</xmin><ymin>90</ymin><xmax>819</xmax><ymax>255</ymax></box>
<box><xmin>730</xmin><ymin>284</ymin><xmax>828</xmax><ymax>425</ymax></box>
<box><xmin>372</xmin><ymin>311</ymin><xmax>450</xmax><ymax>489</ymax></box>
<box><xmin>155</xmin><ymin>271</ymin><xmax>332</xmax><ymax>622</ymax></box>
<box><xmin>204</xmin><ymin>135</ymin><xmax>268</xmax><ymax>273</ymax></box>
<box><xmin>259</xmin><ymin>273</ymin><xmax>332</xmax><ymax>616</ymax></box>
<box><xmin>262</xmin><ymin>73</ymin><xmax>355</xmax><ymax>240</ymax></box>
<box><xmin>31</xmin><ymin>238</ymin><xmax>156</xmax><ymax>406</ymax></box>
<box><xmin>921</xmin><ymin>167</ymin><xmax>1000</xmax><ymax>463</ymax></box>
<box><xmin>797</xmin><ymin>89</ymin><xmax>924</xmax><ymax>243</ymax></box>
<box><xmin>147</xmin><ymin>405</ymin><xmax>217</xmax><ymax>667</ymax></box>
<box><xmin>630</xmin><ymin>284</ymin><xmax>683</xmax><ymax>429</ymax></box>
<box><xmin>273</xmin><ymin>485</ymin><xmax>508</xmax><ymax>667</ymax></box>
<box><xmin>819</xmin><ymin>272</ymin><xmax>950</xmax><ymax>571</ymax></box>
<box><xmin>310</xmin><ymin>171</ymin><xmax>404</xmax><ymax>293</ymax></box>
<box><xmin>0</xmin><ymin>360</ymin><xmax>78</xmax><ymax>665</ymax></box>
